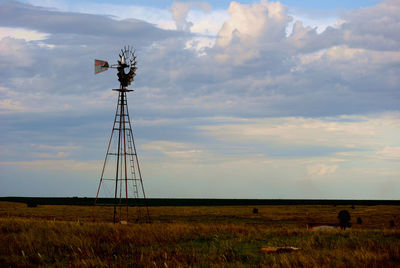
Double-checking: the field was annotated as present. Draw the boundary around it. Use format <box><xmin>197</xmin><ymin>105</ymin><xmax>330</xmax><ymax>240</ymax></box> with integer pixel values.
<box><xmin>1</xmin><ymin>202</ymin><xmax>399</xmax><ymax>267</ymax></box>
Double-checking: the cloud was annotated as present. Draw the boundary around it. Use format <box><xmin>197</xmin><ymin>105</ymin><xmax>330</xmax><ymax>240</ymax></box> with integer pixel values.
<box><xmin>0</xmin><ymin>98</ymin><xmax>25</xmax><ymax>111</ymax></box>
<box><xmin>0</xmin><ymin>37</ymin><xmax>34</xmax><ymax>67</ymax></box>
<box><xmin>169</xmin><ymin>2</ymin><xmax>211</xmax><ymax>32</ymax></box>
<box><xmin>167</xmin><ymin>1</ymin><xmax>216</xmax><ymax>54</ymax></box>
<box><xmin>142</xmin><ymin>140</ymin><xmax>206</xmax><ymax>160</ymax></box>
<box><xmin>0</xmin><ymin>1</ymin><xmax>180</xmax><ymax>46</ymax></box>
<box><xmin>0</xmin><ymin>159</ymin><xmax>99</xmax><ymax>172</ymax></box>
<box><xmin>377</xmin><ymin>146</ymin><xmax>400</xmax><ymax>160</ymax></box>
<box><xmin>199</xmin><ymin>114</ymin><xmax>400</xmax><ymax>152</ymax></box>
<box><xmin>307</xmin><ymin>163</ymin><xmax>338</xmax><ymax>176</ymax></box>
<box><xmin>26</xmin><ymin>0</ymin><xmax>176</xmax><ymax>30</ymax></box>
<box><xmin>0</xmin><ymin>26</ymin><xmax>48</xmax><ymax>41</ymax></box>
<box><xmin>170</xmin><ymin>2</ymin><xmax>197</xmax><ymax>31</ymax></box>
<box><xmin>217</xmin><ymin>1</ymin><xmax>291</xmax><ymax>47</ymax></box>
<box><xmin>38</xmin><ymin>151</ymin><xmax>69</xmax><ymax>158</ymax></box>
<box><xmin>213</xmin><ymin>1</ymin><xmax>291</xmax><ymax>65</ymax></box>
<box><xmin>35</xmin><ymin>144</ymin><xmax>80</xmax><ymax>150</ymax></box>
<box><xmin>340</xmin><ymin>0</ymin><xmax>400</xmax><ymax>51</ymax></box>
<box><xmin>188</xmin><ymin>9</ymin><xmax>228</xmax><ymax>36</ymax></box>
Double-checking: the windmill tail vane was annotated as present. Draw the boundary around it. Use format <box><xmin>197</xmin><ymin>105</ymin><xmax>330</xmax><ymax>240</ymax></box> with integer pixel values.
<box><xmin>94</xmin><ymin>59</ymin><xmax>109</xmax><ymax>74</ymax></box>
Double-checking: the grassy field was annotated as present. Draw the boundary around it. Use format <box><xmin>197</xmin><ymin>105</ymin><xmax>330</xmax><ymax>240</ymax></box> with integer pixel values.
<box><xmin>1</xmin><ymin>202</ymin><xmax>399</xmax><ymax>267</ymax></box>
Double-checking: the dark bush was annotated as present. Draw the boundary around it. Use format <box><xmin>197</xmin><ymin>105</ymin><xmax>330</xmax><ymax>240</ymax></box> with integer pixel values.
<box><xmin>252</xmin><ymin>208</ymin><xmax>258</xmax><ymax>214</ymax></box>
<box><xmin>338</xmin><ymin>210</ymin><xmax>351</xmax><ymax>229</ymax></box>
<box><xmin>26</xmin><ymin>203</ymin><xmax>37</xmax><ymax>208</ymax></box>
<box><xmin>390</xmin><ymin>220</ymin><xmax>395</xmax><ymax>227</ymax></box>
<box><xmin>357</xmin><ymin>217</ymin><xmax>362</xmax><ymax>224</ymax></box>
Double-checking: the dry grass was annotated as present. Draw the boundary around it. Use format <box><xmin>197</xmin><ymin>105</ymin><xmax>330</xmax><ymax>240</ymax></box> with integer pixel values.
<box><xmin>0</xmin><ymin>202</ymin><xmax>399</xmax><ymax>267</ymax></box>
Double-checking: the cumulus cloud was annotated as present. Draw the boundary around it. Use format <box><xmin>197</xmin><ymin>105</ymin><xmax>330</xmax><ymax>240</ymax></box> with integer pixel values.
<box><xmin>217</xmin><ymin>1</ymin><xmax>291</xmax><ymax>47</ymax></box>
<box><xmin>340</xmin><ymin>0</ymin><xmax>400</xmax><ymax>51</ymax></box>
<box><xmin>169</xmin><ymin>2</ymin><xmax>211</xmax><ymax>32</ymax></box>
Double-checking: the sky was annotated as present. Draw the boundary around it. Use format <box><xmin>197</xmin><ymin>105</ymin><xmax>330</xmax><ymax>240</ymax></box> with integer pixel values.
<box><xmin>0</xmin><ymin>0</ymin><xmax>399</xmax><ymax>199</ymax></box>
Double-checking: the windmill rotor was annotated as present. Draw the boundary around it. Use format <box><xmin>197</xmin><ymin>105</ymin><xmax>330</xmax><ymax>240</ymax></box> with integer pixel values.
<box><xmin>94</xmin><ymin>46</ymin><xmax>138</xmax><ymax>89</ymax></box>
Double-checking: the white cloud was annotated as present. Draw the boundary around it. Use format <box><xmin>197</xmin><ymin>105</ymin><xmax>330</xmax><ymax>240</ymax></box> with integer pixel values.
<box><xmin>35</xmin><ymin>144</ymin><xmax>80</xmax><ymax>150</ymax></box>
<box><xmin>0</xmin><ymin>159</ymin><xmax>99</xmax><ymax>172</ymax></box>
<box><xmin>189</xmin><ymin>9</ymin><xmax>229</xmax><ymax>36</ymax></box>
<box><xmin>0</xmin><ymin>98</ymin><xmax>25</xmax><ymax>111</ymax></box>
<box><xmin>38</xmin><ymin>151</ymin><xmax>70</xmax><ymax>158</ymax></box>
<box><xmin>377</xmin><ymin>146</ymin><xmax>400</xmax><ymax>160</ymax></box>
<box><xmin>169</xmin><ymin>2</ymin><xmax>225</xmax><ymax>53</ymax></box>
<box><xmin>185</xmin><ymin>37</ymin><xmax>215</xmax><ymax>55</ymax></box>
<box><xmin>200</xmin><ymin>114</ymin><xmax>400</xmax><ymax>151</ymax></box>
<box><xmin>286</xmin><ymin>6</ymin><xmax>340</xmax><ymax>36</ymax></box>
<box><xmin>217</xmin><ymin>1</ymin><xmax>291</xmax><ymax>48</ymax></box>
<box><xmin>307</xmin><ymin>163</ymin><xmax>339</xmax><ymax>176</ymax></box>
<box><xmin>142</xmin><ymin>140</ymin><xmax>205</xmax><ymax>160</ymax></box>
<box><xmin>169</xmin><ymin>2</ymin><xmax>209</xmax><ymax>32</ymax></box>
<box><xmin>0</xmin><ymin>37</ymin><xmax>34</xmax><ymax>67</ymax></box>
<box><xmin>0</xmin><ymin>27</ymin><xmax>48</xmax><ymax>41</ymax></box>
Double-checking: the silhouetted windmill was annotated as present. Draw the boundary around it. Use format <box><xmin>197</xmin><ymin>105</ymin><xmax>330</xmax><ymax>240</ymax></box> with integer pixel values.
<box><xmin>94</xmin><ymin>46</ymin><xmax>150</xmax><ymax>223</ymax></box>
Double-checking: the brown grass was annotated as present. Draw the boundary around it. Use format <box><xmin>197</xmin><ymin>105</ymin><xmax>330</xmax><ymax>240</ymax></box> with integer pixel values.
<box><xmin>0</xmin><ymin>202</ymin><xmax>399</xmax><ymax>267</ymax></box>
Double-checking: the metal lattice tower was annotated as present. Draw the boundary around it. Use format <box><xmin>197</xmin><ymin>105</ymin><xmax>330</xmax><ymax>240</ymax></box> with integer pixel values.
<box><xmin>94</xmin><ymin>46</ymin><xmax>150</xmax><ymax>223</ymax></box>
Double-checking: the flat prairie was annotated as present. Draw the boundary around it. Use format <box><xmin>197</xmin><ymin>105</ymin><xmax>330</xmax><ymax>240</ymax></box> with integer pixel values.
<box><xmin>0</xmin><ymin>202</ymin><xmax>399</xmax><ymax>267</ymax></box>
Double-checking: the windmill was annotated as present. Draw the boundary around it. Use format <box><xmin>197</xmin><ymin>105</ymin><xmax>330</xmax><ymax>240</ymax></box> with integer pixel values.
<box><xmin>94</xmin><ymin>46</ymin><xmax>150</xmax><ymax>223</ymax></box>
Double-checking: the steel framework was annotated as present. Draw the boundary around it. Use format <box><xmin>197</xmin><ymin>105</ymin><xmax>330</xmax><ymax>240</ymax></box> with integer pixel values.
<box><xmin>94</xmin><ymin>47</ymin><xmax>150</xmax><ymax>223</ymax></box>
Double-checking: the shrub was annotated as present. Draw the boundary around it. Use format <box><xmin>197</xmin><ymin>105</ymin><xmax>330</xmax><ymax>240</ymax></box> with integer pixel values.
<box><xmin>338</xmin><ymin>210</ymin><xmax>351</xmax><ymax>229</ymax></box>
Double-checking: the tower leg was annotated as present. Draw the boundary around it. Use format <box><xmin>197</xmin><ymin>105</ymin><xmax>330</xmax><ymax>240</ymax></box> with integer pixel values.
<box><xmin>113</xmin><ymin>91</ymin><xmax>123</xmax><ymax>223</ymax></box>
